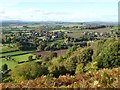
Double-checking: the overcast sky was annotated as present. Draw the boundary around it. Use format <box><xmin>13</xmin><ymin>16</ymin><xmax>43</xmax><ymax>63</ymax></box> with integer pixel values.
<box><xmin>0</xmin><ymin>0</ymin><xmax>119</xmax><ymax>22</ymax></box>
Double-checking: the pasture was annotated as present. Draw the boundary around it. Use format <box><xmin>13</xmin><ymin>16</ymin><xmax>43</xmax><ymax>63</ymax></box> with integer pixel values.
<box><xmin>0</xmin><ymin>44</ymin><xmax>36</xmax><ymax>70</ymax></box>
<box><xmin>0</xmin><ymin>43</ymin><xmax>66</xmax><ymax>70</ymax></box>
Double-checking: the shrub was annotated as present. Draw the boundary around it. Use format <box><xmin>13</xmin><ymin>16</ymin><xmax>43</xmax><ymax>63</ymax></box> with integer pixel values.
<box><xmin>48</xmin><ymin>65</ymin><xmax>58</xmax><ymax>77</ymax></box>
<box><xmin>42</xmin><ymin>56</ymin><xmax>50</xmax><ymax>62</ymax></box>
<box><xmin>1</xmin><ymin>64</ymin><xmax>8</xmax><ymax>71</ymax></box>
<box><xmin>64</xmin><ymin>58</ymin><xmax>77</xmax><ymax>74</ymax></box>
<box><xmin>57</xmin><ymin>56</ymin><xmax>64</xmax><ymax>63</ymax></box>
<box><xmin>48</xmin><ymin>64</ymin><xmax>67</xmax><ymax>78</ymax></box>
<box><xmin>84</xmin><ymin>61</ymin><xmax>98</xmax><ymax>72</ymax></box>
<box><xmin>65</xmin><ymin>46</ymin><xmax>77</xmax><ymax>57</ymax></box>
<box><xmin>35</xmin><ymin>54</ymin><xmax>41</xmax><ymax>60</ymax></box>
<box><xmin>28</xmin><ymin>55</ymin><xmax>33</xmax><ymax>61</ymax></box>
<box><xmin>49</xmin><ymin>52</ymin><xmax>57</xmax><ymax>59</ymax></box>
<box><xmin>77</xmin><ymin>47</ymin><xmax>93</xmax><ymax>65</ymax></box>
<box><xmin>95</xmin><ymin>38</ymin><xmax>120</xmax><ymax>68</ymax></box>
<box><xmin>10</xmin><ymin>62</ymin><xmax>48</xmax><ymax>82</ymax></box>
<box><xmin>75</xmin><ymin>63</ymin><xmax>84</xmax><ymax>74</ymax></box>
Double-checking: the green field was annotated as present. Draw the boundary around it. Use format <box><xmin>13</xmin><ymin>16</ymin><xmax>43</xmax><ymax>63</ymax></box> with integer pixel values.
<box><xmin>2</xmin><ymin>24</ymin><xmax>41</xmax><ymax>31</ymax></box>
<box><xmin>0</xmin><ymin>44</ymin><xmax>36</xmax><ymax>70</ymax></box>
<box><xmin>1</xmin><ymin>53</ymin><xmax>36</xmax><ymax>70</ymax></box>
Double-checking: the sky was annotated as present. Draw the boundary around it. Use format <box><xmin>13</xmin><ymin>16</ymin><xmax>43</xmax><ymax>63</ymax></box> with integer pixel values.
<box><xmin>0</xmin><ymin>0</ymin><xmax>119</xmax><ymax>22</ymax></box>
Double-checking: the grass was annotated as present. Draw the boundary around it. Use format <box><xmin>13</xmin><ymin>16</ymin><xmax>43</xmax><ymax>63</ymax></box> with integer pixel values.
<box><xmin>2</xmin><ymin>24</ymin><xmax>41</xmax><ymax>31</ymax></box>
<box><xmin>1</xmin><ymin>44</ymin><xmax>17</xmax><ymax>52</ymax></box>
<box><xmin>0</xmin><ymin>44</ymin><xmax>36</xmax><ymax>70</ymax></box>
<box><xmin>1</xmin><ymin>51</ymin><xmax>29</xmax><ymax>57</ymax></box>
<box><xmin>0</xmin><ymin>58</ymin><xmax>18</xmax><ymax>70</ymax></box>
<box><xmin>13</xmin><ymin>54</ymin><xmax>36</xmax><ymax>62</ymax></box>
<box><xmin>0</xmin><ymin>53</ymin><xmax>36</xmax><ymax>70</ymax></box>
<box><xmin>50</xmin><ymin>29</ymin><xmax>68</xmax><ymax>32</ymax></box>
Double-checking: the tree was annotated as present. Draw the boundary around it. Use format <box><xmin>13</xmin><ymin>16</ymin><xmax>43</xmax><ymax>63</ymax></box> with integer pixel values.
<box><xmin>64</xmin><ymin>58</ymin><xmax>77</xmax><ymax>74</ymax></box>
<box><xmin>75</xmin><ymin>63</ymin><xmax>84</xmax><ymax>74</ymax></box>
<box><xmin>57</xmin><ymin>56</ymin><xmax>64</xmax><ymax>63</ymax></box>
<box><xmin>1</xmin><ymin>64</ymin><xmax>8</xmax><ymax>71</ymax></box>
<box><xmin>42</xmin><ymin>56</ymin><xmax>50</xmax><ymax>62</ymax></box>
<box><xmin>84</xmin><ymin>61</ymin><xmax>98</xmax><ymax>72</ymax></box>
<box><xmin>16</xmin><ymin>42</ymin><xmax>23</xmax><ymax>50</ymax></box>
<box><xmin>35</xmin><ymin>54</ymin><xmax>41</xmax><ymax>60</ymax></box>
<box><xmin>95</xmin><ymin>38</ymin><xmax>120</xmax><ymax>68</ymax></box>
<box><xmin>10</xmin><ymin>62</ymin><xmax>48</xmax><ymax>82</ymax></box>
<box><xmin>65</xmin><ymin>46</ymin><xmax>77</xmax><ymax>58</ymax></box>
<box><xmin>48</xmin><ymin>64</ymin><xmax>67</xmax><ymax>77</ymax></box>
<box><xmin>92</xmin><ymin>40</ymin><xmax>105</xmax><ymax>60</ymax></box>
<box><xmin>49</xmin><ymin>52</ymin><xmax>57</xmax><ymax>59</ymax></box>
<box><xmin>77</xmin><ymin>47</ymin><xmax>93</xmax><ymax>65</ymax></box>
<box><xmin>28</xmin><ymin>56</ymin><xmax>33</xmax><ymax>61</ymax></box>
<box><xmin>37</xmin><ymin>41</ymin><xmax>46</xmax><ymax>51</ymax></box>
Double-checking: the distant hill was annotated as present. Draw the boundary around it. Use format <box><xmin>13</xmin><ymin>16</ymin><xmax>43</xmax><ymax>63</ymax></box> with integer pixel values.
<box><xmin>1</xmin><ymin>20</ymin><xmax>117</xmax><ymax>26</ymax></box>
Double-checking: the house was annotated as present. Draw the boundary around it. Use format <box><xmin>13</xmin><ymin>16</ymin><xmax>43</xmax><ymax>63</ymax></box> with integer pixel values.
<box><xmin>52</xmin><ymin>35</ymin><xmax>57</xmax><ymax>39</ymax></box>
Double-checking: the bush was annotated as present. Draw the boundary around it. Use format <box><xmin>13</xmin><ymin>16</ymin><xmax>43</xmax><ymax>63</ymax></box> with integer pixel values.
<box><xmin>48</xmin><ymin>64</ymin><xmax>67</xmax><ymax>77</ymax></box>
<box><xmin>44</xmin><ymin>46</ymin><xmax>51</xmax><ymax>51</ymax></box>
<box><xmin>77</xmin><ymin>47</ymin><xmax>93</xmax><ymax>65</ymax></box>
<box><xmin>75</xmin><ymin>63</ymin><xmax>84</xmax><ymax>74</ymax></box>
<box><xmin>10</xmin><ymin>62</ymin><xmax>48</xmax><ymax>82</ymax></box>
<box><xmin>42</xmin><ymin>56</ymin><xmax>50</xmax><ymax>62</ymax></box>
<box><xmin>57</xmin><ymin>56</ymin><xmax>64</xmax><ymax>63</ymax></box>
<box><xmin>84</xmin><ymin>61</ymin><xmax>98</xmax><ymax>72</ymax></box>
<box><xmin>35</xmin><ymin>54</ymin><xmax>41</xmax><ymax>60</ymax></box>
<box><xmin>95</xmin><ymin>38</ymin><xmax>120</xmax><ymax>68</ymax></box>
<box><xmin>49</xmin><ymin>52</ymin><xmax>57</xmax><ymax>59</ymax></box>
<box><xmin>28</xmin><ymin>55</ymin><xmax>33</xmax><ymax>61</ymax></box>
<box><xmin>1</xmin><ymin>64</ymin><xmax>8</xmax><ymax>71</ymax></box>
<box><xmin>65</xmin><ymin>46</ymin><xmax>77</xmax><ymax>58</ymax></box>
<box><xmin>64</xmin><ymin>58</ymin><xmax>77</xmax><ymax>74</ymax></box>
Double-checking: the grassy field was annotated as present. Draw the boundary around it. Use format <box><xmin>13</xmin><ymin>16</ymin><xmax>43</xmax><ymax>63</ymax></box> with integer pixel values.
<box><xmin>13</xmin><ymin>54</ymin><xmax>35</xmax><ymax>62</ymax></box>
<box><xmin>50</xmin><ymin>29</ymin><xmax>68</xmax><ymax>32</ymax></box>
<box><xmin>2</xmin><ymin>24</ymin><xmax>41</xmax><ymax>31</ymax></box>
<box><xmin>0</xmin><ymin>53</ymin><xmax>36</xmax><ymax>70</ymax></box>
<box><xmin>1</xmin><ymin>58</ymin><xmax>18</xmax><ymax>70</ymax></box>
<box><xmin>0</xmin><ymin>44</ymin><xmax>36</xmax><ymax>70</ymax></box>
<box><xmin>0</xmin><ymin>53</ymin><xmax>36</xmax><ymax>69</ymax></box>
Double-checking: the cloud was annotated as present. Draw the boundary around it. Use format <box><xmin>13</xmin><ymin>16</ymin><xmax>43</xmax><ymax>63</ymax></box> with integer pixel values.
<box><xmin>0</xmin><ymin>8</ymin><xmax>70</xmax><ymax>21</ymax></box>
<box><xmin>0</xmin><ymin>8</ymin><xmax>117</xmax><ymax>22</ymax></box>
<box><xmin>0</xmin><ymin>11</ymin><xmax>5</xmax><ymax>14</ymax></box>
<box><xmin>0</xmin><ymin>0</ymin><xmax>118</xmax><ymax>22</ymax></box>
